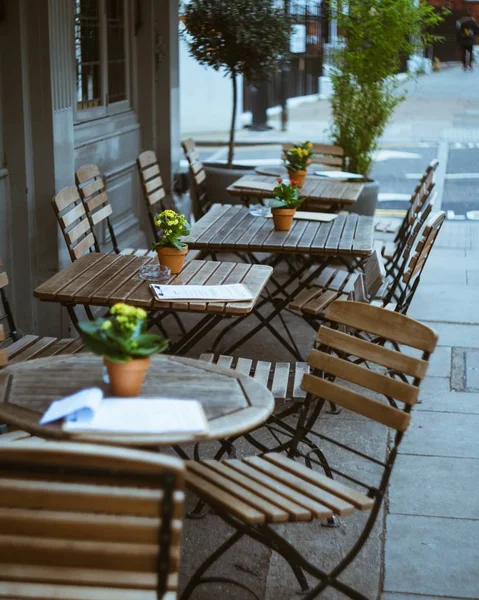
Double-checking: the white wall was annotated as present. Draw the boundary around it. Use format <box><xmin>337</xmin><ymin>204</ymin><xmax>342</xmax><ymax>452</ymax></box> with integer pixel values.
<box><xmin>179</xmin><ymin>36</ymin><xmax>243</xmax><ymax>135</ymax></box>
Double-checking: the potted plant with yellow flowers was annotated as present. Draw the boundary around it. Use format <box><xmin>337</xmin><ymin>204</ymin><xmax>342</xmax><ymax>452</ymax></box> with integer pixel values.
<box><xmin>152</xmin><ymin>209</ymin><xmax>191</xmax><ymax>274</ymax></box>
<box><xmin>270</xmin><ymin>178</ymin><xmax>303</xmax><ymax>231</ymax></box>
<box><xmin>79</xmin><ymin>303</ymin><xmax>168</xmax><ymax>397</ymax></box>
<box><xmin>283</xmin><ymin>142</ymin><xmax>314</xmax><ymax>189</ymax></box>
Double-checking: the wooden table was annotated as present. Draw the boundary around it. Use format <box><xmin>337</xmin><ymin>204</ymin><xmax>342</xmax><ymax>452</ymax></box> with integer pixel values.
<box><xmin>0</xmin><ymin>354</ymin><xmax>274</xmax><ymax>448</ymax></box>
<box><xmin>34</xmin><ymin>254</ymin><xmax>272</xmax><ymax>355</ymax></box>
<box><xmin>227</xmin><ymin>174</ymin><xmax>364</xmax><ymax>211</ymax></box>
<box><xmin>185</xmin><ymin>205</ymin><xmax>374</xmax><ymax>359</ymax></box>
<box><xmin>185</xmin><ymin>204</ymin><xmax>374</xmax><ymax>256</ymax></box>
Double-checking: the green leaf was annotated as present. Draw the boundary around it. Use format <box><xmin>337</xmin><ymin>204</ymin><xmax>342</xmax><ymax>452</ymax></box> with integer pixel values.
<box><xmin>269</xmin><ymin>198</ymin><xmax>287</xmax><ymax>209</ymax></box>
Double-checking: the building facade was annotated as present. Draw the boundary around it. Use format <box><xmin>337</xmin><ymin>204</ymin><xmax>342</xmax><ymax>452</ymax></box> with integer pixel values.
<box><xmin>427</xmin><ymin>0</ymin><xmax>479</xmax><ymax>60</ymax></box>
<box><xmin>0</xmin><ymin>0</ymin><xmax>180</xmax><ymax>336</ymax></box>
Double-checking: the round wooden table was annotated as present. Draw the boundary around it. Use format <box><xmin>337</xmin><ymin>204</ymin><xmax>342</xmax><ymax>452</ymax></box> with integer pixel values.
<box><xmin>0</xmin><ymin>354</ymin><xmax>274</xmax><ymax>447</ymax></box>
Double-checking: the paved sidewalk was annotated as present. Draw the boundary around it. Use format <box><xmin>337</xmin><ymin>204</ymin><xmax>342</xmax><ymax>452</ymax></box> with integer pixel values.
<box><xmin>382</xmin><ymin>221</ymin><xmax>479</xmax><ymax>600</ymax></box>
<box><xmin>186</xmin><ymin>65</ymin><xmax>479</xmax><ymax>146</ymax></box>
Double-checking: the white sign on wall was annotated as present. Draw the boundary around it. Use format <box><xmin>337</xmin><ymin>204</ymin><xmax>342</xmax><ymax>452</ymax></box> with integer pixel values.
<box><xmin>290</xmin><ymin>24</ymin><xmax>307</xmax><ymax>53</ymax></box>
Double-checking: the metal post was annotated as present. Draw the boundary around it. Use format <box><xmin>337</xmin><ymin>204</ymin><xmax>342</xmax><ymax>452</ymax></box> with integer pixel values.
<box><xmin>280</xmin><ymin>0</ymin><xmax>290</xmax><ymax>131</ymax></box>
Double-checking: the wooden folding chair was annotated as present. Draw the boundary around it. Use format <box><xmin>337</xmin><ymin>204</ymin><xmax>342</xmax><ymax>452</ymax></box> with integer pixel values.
<box><xmin>288</xmin><ymin>249</ymin><xmax>386</xmax><ymax>330</ymax></box>
<box><xmin>282</xmin><ymin>143</ymin><xmax>345</xmax><ymax>171</ymax></box>
<box><xmin>374</xmin><ymin>158</ymin><xmax>439</xmax><ymax>247</ymax></box>
<box><xmin>0</xmin><ymin>441</ymin><xmax>184</xmax><ymax>600</ymax></box>
<box><xmin>52</xmin><ymin>186</ymin><xmax>98</xmax><ymax>262</ymax></box>
<box><xmin>377</xmin><ymin>210</ymin><xmax>446</xmax><ymax>315</ymax></box>
<box><xmin>182</xmin><ymin>301</ymin><xmax>438</xmax><ymax>600</ymax></box>
<box><xmin>137</xmin><ymin>151</ymin><xmax>202</xmax><ymax>264</ymax></box>
<box><xmin>137</xmin><ymin>150</ymin><xmax>170</xmax><ymax>243</ymax></box>
<box><xmin>0</xmin><ymin>257</ymin><xmax>83</xmax><ymax>365</ymax></box>
<box><xmin>75</xmin><ymin>164</ymin><xmax>154</xmax><ymax>257</ymax></box>
<box><xmin>181</xmin><ymin>138</ymin><xmax>210</xmax><ymax>219</ymax></box>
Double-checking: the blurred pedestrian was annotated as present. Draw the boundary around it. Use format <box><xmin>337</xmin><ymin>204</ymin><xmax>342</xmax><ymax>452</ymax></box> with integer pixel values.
<box><xmin>457</xmin><ymin>16</ymin><xmax>478</xmax><ymax>71</ymax></box>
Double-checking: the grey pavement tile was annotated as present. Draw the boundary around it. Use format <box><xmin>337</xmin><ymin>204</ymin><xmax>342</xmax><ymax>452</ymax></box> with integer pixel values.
<box><xmin>417</xmin><ymin>391</ymin><xmax>479</xmax><ymax>414</ymax></box>
<box><xmin>419</xmin><ymin>377</ymin><xmax>451</xmax><ymax>399</ymax></box>
<box><xmin>384</xmin><ymin>515</ymin><xmax>479</xmax><ymax>598</ymax></box>
<box><xmin>408</xmin><ymin>285</ymin><xmax>479</xmax><ymax>324</ymax></box>
<box><xmin>404</xmin><ymin>346</ymin><xmax>451</xmax><ymax>378</ymax></box>
<box><xmin>465</xmin><ymin>349</ymin><xmax>479</xmax><ymax>391</ymax></box>
<box><xmin>425</xmin><ymin>322</ymin><xmax>479</xmax><ymax>348</ymax></box>
<box><xmin>389</xmin><ymin>455</ymin><xmax>479</xmax><ymax>519</ymax></box>
<box><xmin>467</xmin><ymin>270</ymin><xmax>479</xmax><ymax>286</ymax></box>
<box><xmin>420</xmin><ymin>266</ymin><xmax>467</xmax><ymax>286</ymax></box>
<box><xmin>400</xmin><ymin>412</ymin><xmax>479</xmax><ymax>458</ymax></box>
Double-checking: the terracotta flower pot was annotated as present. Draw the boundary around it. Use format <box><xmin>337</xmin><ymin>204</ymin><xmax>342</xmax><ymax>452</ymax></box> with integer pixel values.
<box><xmin>157</xmin><ymin>244</ymin><xmax>188</xmax><ymax>274</ymax></box>
<box><xmin>104</xmin><ymin>356</ymin><xmax>151</xmax><ymax>397</ymax></box>
<box><xmin>287</xmin><ymin>169</ymin><xmax>307</xmax><ymax>189</ymax></box>
<box><xmin>271</xmin><ymin>208</ymin><xmax>296</xmax><ymax>231</ymax></box>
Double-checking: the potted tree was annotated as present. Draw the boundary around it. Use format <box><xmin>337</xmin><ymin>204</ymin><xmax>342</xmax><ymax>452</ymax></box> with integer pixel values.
<box><xmin>270</xmin><ymin>178</ymin><xmax>304</xmax><ymax>231</ymax></box>
<box><xmin>330</xmin><ymin>0</ymin><xmax>445</xmax><ymax>215</ymax></box>
<box><xmin>152</xmin><ymin>209</ymin><xmax>191</xmax><ymax>274</ymax></box>
<box><xmin>182</xmin><ymin>0</ymin><xmax>291</xmax><ymax>202</ymax></box>
<box><xmin>79</xmin><ymin>304</ymin><xmax>168</xmax><ymax>397</ymax></box>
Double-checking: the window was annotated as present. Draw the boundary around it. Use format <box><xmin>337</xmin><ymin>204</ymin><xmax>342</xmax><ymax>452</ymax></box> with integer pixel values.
<box><xmin>75</xmin><ymin>0</ymin><xmax>129</xmax><ymax>116</ymax></box>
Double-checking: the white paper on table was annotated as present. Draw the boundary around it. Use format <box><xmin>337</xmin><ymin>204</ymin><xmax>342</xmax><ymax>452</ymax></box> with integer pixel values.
<box><xmin>233</xmin><ymin>180</ymin><xmax>276</xmax><ymax>192</ymax></box>
<box><xmin>40</xmin><ymin>388</ymin><xmax>103</xmax><ymax>424</ymax></box>
<box><xmin>150</xmin><ymin>283</ymin><xmax>254</xmax><ymax>302</ymax></box>
<box><xmin>314</xmin><ymin>170</ymin><xmax>363</xmax><ymax>180</ymax></box>
<box><xmin>63</xmin><ymin>399</ymin><xmax>209</xmax><ymax>435</ymax></box>
<box><xmin>266</xmin><ymin>211</ymin><xmax>337</xmax><ymax>223</ymax></box>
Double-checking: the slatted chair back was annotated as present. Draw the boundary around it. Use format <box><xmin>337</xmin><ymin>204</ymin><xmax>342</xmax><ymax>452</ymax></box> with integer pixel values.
<box><xmin>52</xmin><ymin>186</ymin><xmax>98</xmax><ymax>262</ymax></box>
<box><xmin>0</xmin><ymin>326</ymin><xmax>7</xmax><ymax>367</ymax></box>
<box><xmin>391</xmin><ymin>159</ymin><xmax>438</xmax><ymax>245</ymax></box>
<box><xmin>0</xmin><ymin>258</ymin><xmax>20</xmax><ymax>345</ymax></box>
<box><xmin>0</xmin><ymin>442</ymin><xmax>184</xmax><ymax>600</ymax></box>
<box><xmin>282</xmin><ymin>143</ymin><xmax>345</xmax><ymax>170</ymax></box>
<box><xmin>349</xmin><ymin>250</ymin><xmax>386</xmax><ymax>303</ymax></box>
<box><xmin>137</xmin><ymin>151</ymin><xmax>168</xmax><ymax>243</ymax></box>
<box><xmin>382</xmin><ymin>202</ymin><xmax>443</xmax><ymax>314</ymax></box>
<box><xmin>386</xmin><ymin>186</ymin><xmax>437</xmax><ymax>280</ymax></box>
<box><xmin>181</xmin><ymin>138</ymin><xmax>210</xmax><ymax>219</ymax></box>
<box><xmin>75</xmin><ymin>164</ymin><xmax>120</xmax><ymax>253</ymax></box>
<box><xmin>392</xmin><ymin>210</ymin><xmax>446</xmax><ymax>314</ymax></box>
<box><xmin>299</xmin><ymin>300</ymin><xmax>437</xmax><ymax>503</ymax></box>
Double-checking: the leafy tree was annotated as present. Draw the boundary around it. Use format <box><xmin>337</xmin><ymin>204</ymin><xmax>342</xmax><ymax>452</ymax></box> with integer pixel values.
<box><xmin>330</xmin><ymin>0</ymin><xmax>447</xmax><ymax>177</ymax></box>
<box><xmin>182</xmin><ymin>0</ymin><xmax>292</xmax><ymax>167</ymax></box>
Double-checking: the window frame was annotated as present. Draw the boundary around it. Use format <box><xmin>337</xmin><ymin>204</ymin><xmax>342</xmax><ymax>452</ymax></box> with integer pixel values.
<box><xmin>74</xmin><ymin>0</ymin><xmax>131</xmax><ymax>124</ymax></box>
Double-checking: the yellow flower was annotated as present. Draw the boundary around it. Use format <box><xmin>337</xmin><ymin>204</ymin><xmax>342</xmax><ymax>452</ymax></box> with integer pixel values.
<box><xmin>101</xmin><ymin>320</ymin><xmax>112</xmax><ymax>331</ymax></box>
<box><xmin>111</xmin><ymin>303</ymin><xmax>127</xmax><ymax>315</ymax></box>
<box><xmin>136</xmin><ymin>308</ymin><xmax>147</xmax><ymax>319</ymax></box>
<box><xmin>306</xmin><ymin>142</ymin><xmax>313</xmax><ymax>149</ymax></box>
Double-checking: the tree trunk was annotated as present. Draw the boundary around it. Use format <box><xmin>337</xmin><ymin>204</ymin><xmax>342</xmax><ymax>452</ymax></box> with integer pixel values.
<box><xmin>227</xmin><ymin>71</ymin><xmax>237</xmax><ymax>169</ymax></box>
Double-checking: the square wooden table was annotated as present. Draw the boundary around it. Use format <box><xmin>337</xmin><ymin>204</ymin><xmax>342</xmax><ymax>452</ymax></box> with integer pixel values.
<box><xmin>184</xmin><ymin>205</ymin><xmax>374</xmax><ymax>359</ymax></box>
<box><xmin>227</xmin><ymin>174</ymin><xmax>364</xmax><ymax>211</ymax></box>
<box><xmin>34</xmin><ymin>254</ymin><xmax>272</xmax><ymax>355</ymax></box>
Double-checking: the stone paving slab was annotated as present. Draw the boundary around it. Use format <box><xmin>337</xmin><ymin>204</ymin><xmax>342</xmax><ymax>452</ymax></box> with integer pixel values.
<box><xmin>389</xmin><ymin>455</ymin><xmax>479</xmax><ymax>519</ymax></box>
<box><xmin>404</xmin><ymin>346</ymin><xmax>451</xmax><ymax>378</ymax></box>
<box><xmin>426</xmin><ymin>323</ymin><xmax>479</xmax><ymax>348</ymax></box>
<box><xmin>419</xmin><ymin>377</ymin><xmax>451</xmax><ymax>398</ymax></box>
<box><xmin>400</xmin><ymin>412</ymin><xmax>479</xmax><ymax>458</ymax></box>
<box><xmin>464</xmin><ymin>349</ymin><xmax>479</xmax><ymax>391</ymax></box>
<box><xmin>416</xmin><ymin>391</ymin><xmax>479</xmax><ymax>414</ymax></box>
<box><xmin>409</xmin><ymin>285</ymin><xmax>479</xmax><ymax>324</ymax></box>
<box><xmin>384</xmin><ymin>515</ymin><xmax>479</xmax><ymax>598</ymax></box>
